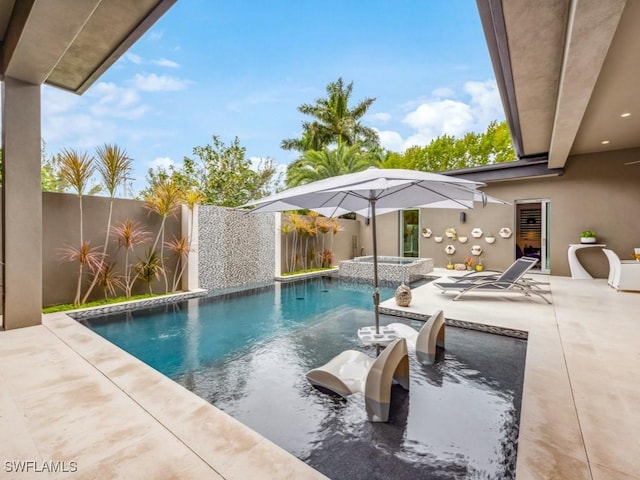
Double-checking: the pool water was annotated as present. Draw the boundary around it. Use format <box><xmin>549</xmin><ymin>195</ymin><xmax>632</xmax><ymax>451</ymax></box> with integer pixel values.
<box><xmin>82</xmin><ymin>277</ymin><xmax>526</xmax><ymax>480</ymax></box>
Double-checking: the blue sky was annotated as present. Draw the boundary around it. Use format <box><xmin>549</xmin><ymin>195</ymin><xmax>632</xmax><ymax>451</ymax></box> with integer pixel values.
<box><xmin>41</xmin><ymin>1</ymin><xmax>503</xmax><ymax>194</ymax></box>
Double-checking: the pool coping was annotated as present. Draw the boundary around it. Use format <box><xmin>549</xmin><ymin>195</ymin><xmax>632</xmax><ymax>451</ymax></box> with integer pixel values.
<box><xmin>274</xmin><ymin>267</ymin><xmax>339</xmax><ymax>282</ymax></box>
<box><xmin>64</xmin><ymin>289</ymin><xmax>208</xmax><ymax>319</ymax></box>
<box><xmin>41</xmin><ymin>312</ymin><xmax>328</xmax><ymax>479</ymax></box>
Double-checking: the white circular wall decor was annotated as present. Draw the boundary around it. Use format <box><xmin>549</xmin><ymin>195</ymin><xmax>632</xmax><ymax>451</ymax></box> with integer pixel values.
<box><xmin>434</xmin><ymin>236</ymin><xmax>443</xmax><ymax>243</ymax></box>
<box><xmin>458</xmin><ymin>236</ymin><xmax>468</xmax><ymax>243</ymax></box>
<box><xmin>470</xmin><ymin>245</ymin><xmax>483</xmax><ymax>256</ymax></box>
<box><xmin>485</xmin><ymin>236</ymin><xmax>496</xmax><ymax>244</ymax></box>
<box><xmin>421</xmin><ymin>228</ymin><xmax>432</xmax><ymax>238</ymax></box>
<box><xmin>445</xmin><ymin>244</ymin><xmax>456</xmax><ymax>255</ymax></box>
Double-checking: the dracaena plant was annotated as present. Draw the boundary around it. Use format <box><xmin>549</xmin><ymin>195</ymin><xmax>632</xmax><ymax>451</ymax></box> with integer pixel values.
<box><xmin>58</xmin><ymin>149</ymin><xmax>96</xmax><ymax>305</ymax></box>
<box><xmin>110</xmin><ymin>219</ymin><xmax>150</xmax><ymax>298</ymax></box>
<box><xmin>82</xmin><ymin>144</ymin><xmax>133</xmax><ymax>303</ymax></box>
<box><xmin>144</xmin><ymin>178</ymin><xmax>183</xmax><ymax>293</ymax></box>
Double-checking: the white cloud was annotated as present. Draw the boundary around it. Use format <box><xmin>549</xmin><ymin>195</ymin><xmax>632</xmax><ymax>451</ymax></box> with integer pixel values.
<box><xmin>368</xmin><ymin>112</ymin><xmax>392</xmax><ymax>125</ymax></box>
<box><xmin>403</xmin><ymin>99</ymin><xmax>474</xmax><ymax>138</ymax></box>
<box><xmin>432</xmin><ymin>87</ymin><xmax>455</xmax><ymax>98</ymax></box>
<box><xmin>133</xmin><ymin>73</ymin><xmax>190</xmax><ymax>92</ymax></box>
<box><xmin>375</xmin><ymin>129</ymin><xmax>405</xmax><ymax>152</ymax></box>
<box><xmin>87</xmin><ymin>82</ymin><xmax>148</xmax><ymax>119</ymax></box>
<box><xmin>378</xmin><ymin>79</ymin><xmax>504</xmax><ymax>151</ymax></box>
<box><xmin>463</xmin><ymin>80</ymin><xmax>503</xmax><ymax>125</ymax></box>
<box><xmin>148</xmin><ymin>32</ymin><xmax>163</xmax><ymax>41</ymax></box>
<box><xmin>42</xmin><ymin>87</ymin><xmax>82</xmax><ymax>116</ymax></box>
<box><xmin>125</xmin><ymin>53</ymin><xmax>143</xmax><ymax>65</ymax></box>
<box><xmin>148</xmin><ymin>156</ymin><xmax>175</xmax><ymax>170</ymax></box>
<box><xmin>152</xmin><ymin>58</ymin><xmax>180</xmax><ymax>68</ymax></box>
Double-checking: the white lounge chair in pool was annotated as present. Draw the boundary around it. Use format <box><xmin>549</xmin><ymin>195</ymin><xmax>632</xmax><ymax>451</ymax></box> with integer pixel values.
<box><xmin>305</xmin><ymin>338</ymin><xmax>409</xmax><ymax>422</ymax></box>
<box><xmin>387</xmin><ymin>309</ymin><xmax>445</xmax><ymax>365</ymax></box>
<box><xmin>433</xmin><ymin>256</ymin><xmax>551</xmax><ymax>303</ymax></box>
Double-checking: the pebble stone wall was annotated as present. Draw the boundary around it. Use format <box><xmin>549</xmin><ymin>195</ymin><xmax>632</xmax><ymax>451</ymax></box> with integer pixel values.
<box><xmin>198</xmin><ymin>206</ymin><xmax>275</xmax><ymax>291</ymax></box>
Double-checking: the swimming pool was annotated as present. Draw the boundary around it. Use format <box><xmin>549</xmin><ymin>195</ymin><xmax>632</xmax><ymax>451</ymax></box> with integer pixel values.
<box><xmin>82</xmin><ymin>277</ymin><xmax>525</xmax><ymax>479</ymax></box>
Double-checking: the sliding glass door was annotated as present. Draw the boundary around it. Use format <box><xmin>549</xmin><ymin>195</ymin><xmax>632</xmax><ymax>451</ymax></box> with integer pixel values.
<box><xmin>400</xmin><ymin>209</ymin><xmax>419</xmax><ymax>257</ymax></box>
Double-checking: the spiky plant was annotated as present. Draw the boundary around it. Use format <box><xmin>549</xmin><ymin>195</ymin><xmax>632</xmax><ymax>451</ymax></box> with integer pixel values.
<box><xmin>82</xmin><ymin>144</ymin><xmax>133</xmax><ymax>303</ymax></box>
<box><xmin>111</xmin><ymin>219</ymin><xmax>150</xmax><ymax>298</ymax></box>
<box><xmin>96</xmin><ymin>261</ymin><xmax>125</xmax><ymax>300</ymax></box>
<box><xmin>144</xmin><ymin>178</ymin><xmax>182</xmax><ymax>293</ymax></box>
<box><xmin>135</xmin><ymin>248</ymin><xmax>163</xmax><ymax>294</ymax></box>
<box><xmin>58</xmin><ymin>241</ymin><xmax>103</xmax><ymax>306</ymax></box>
<box><xmin>58</xmin><ymin>149</ymin><xmax>96</xmax><ymax>305</ymax></box>
<box><xmin>166</xmin><ymin>236</ymin><xmax>190</xmax><ymax>292</ymax></box>
<box><xmin>280</xmin><ymin>221</ymin><xmax>293</xmax><ymax>273</ymax></box>
<box><xmin>316</xmin><ymin>217</ymin><xmax>332</xmax><ymax>265</ymax></box>
<box><xmin>170</xmin><ymin>188</ymin><xmax>205</xmax><ymax>291</ymax></box>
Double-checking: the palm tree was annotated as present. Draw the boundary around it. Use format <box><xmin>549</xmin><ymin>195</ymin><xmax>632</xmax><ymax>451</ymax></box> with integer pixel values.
<box><xmin>82</xmin><ymin>143</ymin><xmax>133</xmax><ymax>303</ymax></box>
<box><xmin>287</xmin><ymin>144</ymin><xmax>373</xmax><ymax>187</ymax></box>
<box><xmin>58</xmin><ymin>149</ymin><xmax>95</xmax><ymax>305</ymax></box>
<box><xmin>281</xmin><ymin>77</ymin><xmax>380</xmax><ymax>152</ymax></box>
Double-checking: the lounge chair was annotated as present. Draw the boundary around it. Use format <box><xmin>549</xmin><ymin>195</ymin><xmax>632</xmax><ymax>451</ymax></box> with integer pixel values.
<box><xmin>433</xmin><ymin>257</ymin><xmax>551</xmax><ymax>303</ymax></box>
<box><xmin>602</xmin><ymin>249</ymin><xmax>640</xmax><ymax>291</ymax></box>
<box><xmin>305</xmin><ymin>338</ymin><xmax>409</xmax><ymax>422</ymax></box>
<box><xmin>387</xmin><ymin>309</ymin><xmax>445</xmax><ymax>365</ymax></box>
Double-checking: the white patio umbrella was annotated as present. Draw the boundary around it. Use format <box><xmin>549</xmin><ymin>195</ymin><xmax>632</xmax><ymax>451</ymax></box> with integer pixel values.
<box><xmin>242</xmin><ymin>167</ymin><xmax>490</xmax><ymax>334</ymax></box>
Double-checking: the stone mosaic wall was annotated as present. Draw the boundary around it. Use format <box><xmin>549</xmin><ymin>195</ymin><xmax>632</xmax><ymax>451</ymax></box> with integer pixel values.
<box><xmin>339</xmin><ymin>256</ymin><xmax>434</xmax><ymax>285</ymax></box>
<box><xmin>198</xmin><ymin>206</ymin><xmax>275</xmax><ymax>291</ymax></box>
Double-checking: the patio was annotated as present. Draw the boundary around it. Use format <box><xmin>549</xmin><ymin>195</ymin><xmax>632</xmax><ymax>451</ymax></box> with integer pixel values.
<box><xmin>1</xmin><ymin>275</ymin><xmax>638</xmax><ymax>479</ymax></box>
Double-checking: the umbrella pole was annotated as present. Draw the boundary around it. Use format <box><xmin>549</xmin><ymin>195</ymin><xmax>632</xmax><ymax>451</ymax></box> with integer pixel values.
<box><xmin>370</xmin><ymin>196</ymin><xmax>380</xmax><ymax>335</ymax></box>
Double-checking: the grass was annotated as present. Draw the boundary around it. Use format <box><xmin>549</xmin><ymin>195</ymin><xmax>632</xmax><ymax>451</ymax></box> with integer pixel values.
<box><xmin>280</xmin><ymin>266</ymin><xmax>337</xmax><ymax>277</ymax></box>
<box><xmin>42</xmin><ymin>292</ymin><xmax>167</xmax><ymax>313</ymax></box>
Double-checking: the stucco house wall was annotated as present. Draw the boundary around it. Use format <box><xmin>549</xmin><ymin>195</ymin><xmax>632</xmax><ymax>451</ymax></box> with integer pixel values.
<box><xmin>408</xmin><ymin>147</ymin><xmax>640</xmax><ymax>277</ymax></box>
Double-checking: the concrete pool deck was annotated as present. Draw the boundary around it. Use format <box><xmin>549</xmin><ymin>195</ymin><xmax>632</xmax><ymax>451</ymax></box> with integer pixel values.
<box><xmin>0</xmin><ymin>273</ymin><xmax>638</xmax><ymax>479</ymax></box>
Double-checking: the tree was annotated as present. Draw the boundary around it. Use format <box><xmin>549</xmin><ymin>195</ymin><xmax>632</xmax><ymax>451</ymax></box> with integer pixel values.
<box><xmin>286</xmin><ymin>144</ymin><xmax>374</xmax><ymax>187</ymax></box>
<box><xmin>142</xmin><ymin>135</ymin><xmax>281</xmax><ymax>207</ymax></box>
<box><xmin>282</xmin><ymin>77</ymin><xmax>380</xmax><ymax>152</ymax></box>
<box><xmin>379</xmin><ymin>120</ymin><xmax>516</xmax><ymax>172</ymax></box>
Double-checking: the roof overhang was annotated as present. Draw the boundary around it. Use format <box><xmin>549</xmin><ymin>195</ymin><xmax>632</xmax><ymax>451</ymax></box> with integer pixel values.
<box><xmin>444</xmin><ymin>156</ymin><xmax>564</xmax><ymax>183</ymax></box>
<box><xmin>0</xmin><ymin>0</ymin><xmax>177</xmax><ymax>94</ymax></box>
<box><xmin>477</xmin><ymin>0</ymin><xmax>639</xmax><ymax>168</ymax></box>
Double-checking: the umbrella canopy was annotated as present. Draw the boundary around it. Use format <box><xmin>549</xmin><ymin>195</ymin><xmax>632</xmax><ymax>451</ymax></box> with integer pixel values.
<box><xmin>242</xmin><ymin>167</ymin><xmax>491</xmax><ymax>334</ymax></box>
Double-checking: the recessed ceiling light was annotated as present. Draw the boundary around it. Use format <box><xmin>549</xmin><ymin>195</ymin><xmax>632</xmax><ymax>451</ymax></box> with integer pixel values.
<box><xmin>601</xmin><ymin>140</ymin><xmax>610</xmax><ymax>145</ymax></box>
<box><xmin>621</xmin><ymin>112</ymin><xmax>631</xmax><ymax>117</ymax></box>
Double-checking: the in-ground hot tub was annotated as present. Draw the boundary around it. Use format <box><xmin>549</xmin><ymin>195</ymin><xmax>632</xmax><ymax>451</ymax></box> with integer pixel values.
<box><xmin>339</xmin><ymin>256</ymin><xmax>433</xmax><ymax>284</ymax></box>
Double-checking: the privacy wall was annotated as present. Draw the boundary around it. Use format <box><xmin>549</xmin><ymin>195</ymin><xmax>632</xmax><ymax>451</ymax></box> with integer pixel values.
<box><xmin>198</xmin><ymin>206</ymin><xmax>275</xmax><ymax>291</ymax></box>
<box><xmin>41</xmin><ymin>192</ymin><xmax>181</xmax><ymax>307</ymax></box>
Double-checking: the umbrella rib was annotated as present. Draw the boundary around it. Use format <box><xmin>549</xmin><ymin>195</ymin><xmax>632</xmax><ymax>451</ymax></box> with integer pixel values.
<box><xmin>375</xmin><ymin>182</ymin><xmax>476</xmax><ymax>209</ymax></box>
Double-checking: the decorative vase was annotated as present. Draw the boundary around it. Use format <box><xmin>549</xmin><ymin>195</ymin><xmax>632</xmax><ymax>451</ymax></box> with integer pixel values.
<box><xmin>485</xmin><ymin>236</ymin><xmax>496</xmax><ymax>244</ymax></box>
<box><xmin>434</xmin><ymin>236</ymin><xmax>443</xmax><ymax>243</ymax></box>
<box><xmin>394</xmin><ymin>283</ymin><xmax>412</xmax><ymax>307</ymax></box>
<box><xmin>446</xmin><ymin>263</ymin><xmax>454</xmax><ymax>270</ymax></box>
<box><xmin>580</xmin><ymin>237</ymin><xmax>596</xmax><ymax>244</ymax></box>
<box><xmin>458</xmin><ymin>236</ymin><xmax>468</xmax><ymax>243</ymax></box>
<box><xmin>475</xmin><ymin>264</ymin><xmax>484</xmax><ymax>272</ymax></box>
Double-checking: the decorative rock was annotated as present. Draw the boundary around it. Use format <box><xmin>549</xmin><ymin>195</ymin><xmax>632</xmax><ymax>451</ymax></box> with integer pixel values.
<box><xmin>395</xmin><ymin>282</ymin><xmax>412</xmax><ymax>307</ymax></box>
